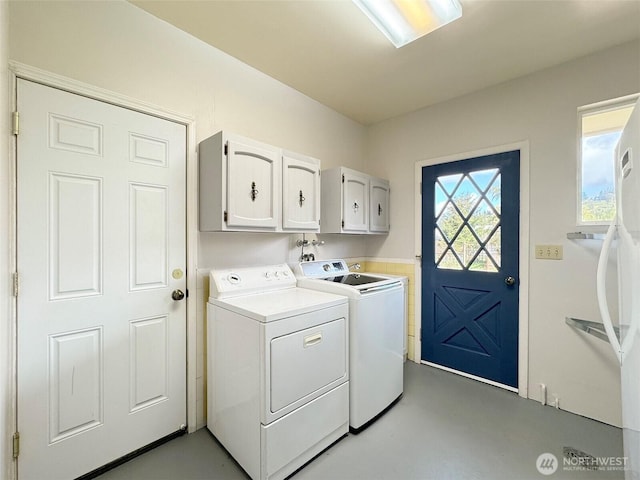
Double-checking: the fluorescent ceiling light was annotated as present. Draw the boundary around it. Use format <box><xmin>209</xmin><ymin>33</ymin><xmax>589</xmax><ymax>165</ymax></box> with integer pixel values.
<box><xmin>353</xmin><ymin>0</ymin><xmax>462</xmax><ymax>48</ymax></box>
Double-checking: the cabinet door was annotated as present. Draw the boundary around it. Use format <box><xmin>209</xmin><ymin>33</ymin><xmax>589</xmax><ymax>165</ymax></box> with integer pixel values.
<box><xmin>342</xmin><ymin>171</ymin><xmax>368</xmax><ymax>232</ymax></box>
<box><xmin>369</xmin><ymin>178</ymin><xmax>390</xmax><ymax>233</ymax></box>
<box><xmin>226</xmin><ymin>139</ymin><xmax>280</xmax><ymax>229</ymax></box>
<box><xmin>282</xmin><ymin>153</ymin><xmax>320</xmax><ymax>231</ymax></box>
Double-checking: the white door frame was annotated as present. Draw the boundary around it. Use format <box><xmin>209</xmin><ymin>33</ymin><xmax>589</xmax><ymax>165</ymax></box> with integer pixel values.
<box><xmin>7</xmin><ymin>62</ymin><xmax>199</xmax><ymax>474</ymax></box>
<box><xmin>414</xmin><ymin>141</ymin><xmax>530</xmax><ymax>398</ymax></box>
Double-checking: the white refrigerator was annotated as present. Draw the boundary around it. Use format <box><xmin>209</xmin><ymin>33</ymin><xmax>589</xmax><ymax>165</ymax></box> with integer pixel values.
<box><xmin>598</xmin><ymin>96</ymin><xmax>640</xmax><ymax>480</ymax></box>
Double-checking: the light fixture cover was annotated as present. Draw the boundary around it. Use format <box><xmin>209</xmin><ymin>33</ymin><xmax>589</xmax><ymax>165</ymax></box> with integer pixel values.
<box><xmin>353</xmin><ymin>0</ymin><xmax>462</xmax><ymax>48</ymax></box>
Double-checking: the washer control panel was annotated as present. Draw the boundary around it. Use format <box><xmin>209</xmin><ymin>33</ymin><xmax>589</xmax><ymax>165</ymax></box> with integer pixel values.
<box><xmin>298</xmin><ymin>259</ymin><xmax>348</xmax><ymax>278</ymax></box>
<box><xmin>210</xmin><ymin>264</ymin><xmax>295</xmax><ymax>299</ymax></box>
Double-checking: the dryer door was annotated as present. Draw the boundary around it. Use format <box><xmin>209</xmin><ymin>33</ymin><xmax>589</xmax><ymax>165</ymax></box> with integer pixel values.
<box><xmin>270</xmin><ymin>317</ymin><xmax>347</xmax><ymax>414</ymax></box>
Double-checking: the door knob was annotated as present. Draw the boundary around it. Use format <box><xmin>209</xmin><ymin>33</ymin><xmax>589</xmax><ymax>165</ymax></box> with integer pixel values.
<box><xmin>172</xmin><ymin>289</ymin><xmax>185</xmax><ymax>301</ymax></box>
<box><xmin>504</xmin><ymin>276</ymin><xmax>516</xmax><ymax>286</ymax></box>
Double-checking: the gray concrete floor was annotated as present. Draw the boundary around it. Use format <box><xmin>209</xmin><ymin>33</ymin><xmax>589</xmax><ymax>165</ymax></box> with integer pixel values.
<box><xmin>97</xmin><ymin>362</ymin><xmax>624</xmax><ymax>480</ymax></box>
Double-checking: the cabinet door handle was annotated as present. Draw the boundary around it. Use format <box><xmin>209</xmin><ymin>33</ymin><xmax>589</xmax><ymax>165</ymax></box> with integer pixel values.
<box><xmin>378</xmin><ymin>203</ymin><xmax>382</xmax><ymax>216</ymax></box>
<box><xmin>353</xmin><ymin>201</ymin><xmax>359</xmax><ymax>212</ymax></box>
<box><xmin>250</xmin><ymin>181</ymin><xmax>259</xmax><ymax>201</ymax></box>
<box><xmin>299</xmin><ymin>190</ymin><xmax>306</xmax><ymax>207</ymax></box>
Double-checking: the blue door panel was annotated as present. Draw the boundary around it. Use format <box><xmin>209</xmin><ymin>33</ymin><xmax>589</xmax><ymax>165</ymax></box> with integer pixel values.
<box><xmin>421</xmin><ymin>151</ymin><xmax>520</xmax><ymax>388</ymax></box>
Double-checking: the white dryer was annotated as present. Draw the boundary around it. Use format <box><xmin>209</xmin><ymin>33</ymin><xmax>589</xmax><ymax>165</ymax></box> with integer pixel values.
<box><xmin>207</xmin><ymin>264</ymin><xmax>349</xmax><ymax>480</ymax></box>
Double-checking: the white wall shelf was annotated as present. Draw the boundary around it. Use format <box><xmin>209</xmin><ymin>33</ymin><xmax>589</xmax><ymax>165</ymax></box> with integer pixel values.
<box><xmin>567</xmin><ymin>232</ymin><xmax>606</xmax><ymax>240</ymax></box>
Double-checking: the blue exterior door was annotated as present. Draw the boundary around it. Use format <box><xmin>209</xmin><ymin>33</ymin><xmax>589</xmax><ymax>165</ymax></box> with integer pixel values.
<box><xmin>421</xmin><ymin>151</ymin><xmax>520</xmax><ymax>388</ymax></box>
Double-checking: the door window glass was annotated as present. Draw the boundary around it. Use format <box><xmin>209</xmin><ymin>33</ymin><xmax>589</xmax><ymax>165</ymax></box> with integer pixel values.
<box><xmin>435</xmin><ymin>168</ymin><xmax>501</xmax><ymax>272</ymax></box>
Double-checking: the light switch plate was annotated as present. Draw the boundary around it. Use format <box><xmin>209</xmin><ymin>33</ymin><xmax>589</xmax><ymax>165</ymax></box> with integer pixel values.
<box><xmin>535</xmin><ymin>244</ymin><xmax>563</xmax><ymax>260</ymax></box>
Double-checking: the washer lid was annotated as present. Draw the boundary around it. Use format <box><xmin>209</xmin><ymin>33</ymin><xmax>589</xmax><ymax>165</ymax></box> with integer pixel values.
<box><xmin>322</xmin><ymin>273</ymin><xmax>390</xmax><ymax>286</ymax></box>
<box><xmin>295</xmin><ymin>259</ymin><xmax>401</xmax><ymax>287</ymax></box>
<box><xmin>297</xmin><ymin>275</ymin><xmax>403</xmax><ymax>298</ymax></box>
<box><xmin>210</xmin><ymin>287</ymin><xmax>348</xmax><ymax>322</ymax></box>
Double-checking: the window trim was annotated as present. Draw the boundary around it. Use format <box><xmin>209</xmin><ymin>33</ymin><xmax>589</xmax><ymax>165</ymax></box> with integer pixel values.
<box><xmin>576</xmin><ymin>93</ymin><xmax>639</xmax><ymax>227</ymax></box>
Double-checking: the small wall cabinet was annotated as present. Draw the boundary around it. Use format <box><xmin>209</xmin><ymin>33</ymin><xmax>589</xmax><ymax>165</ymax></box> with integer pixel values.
<box><xmin>321</xmin><ymin>167</ymin><xmax>390</xmax><ymax>234</ymax></box>
<box><xmin>369</xmin><ymin>177</ymin><xmax>390</xmax><ymax>233</ymax></box>
<box><xmin>199</xmin><ymin>131</ymin><xmax>320</xmax><ymax>232</ymax></box>
<box><xmin>282</xmin><ymin>150</ymin><xmax>321</xmax><ymax>231</ymax></box>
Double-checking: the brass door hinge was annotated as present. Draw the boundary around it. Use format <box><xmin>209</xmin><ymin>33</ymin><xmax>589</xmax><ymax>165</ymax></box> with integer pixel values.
<box><xmin>13</xmin><ymin>432</ymin><xmax>19</xmax><ymax>459</ymax></box>
<box><xmin>12</xmin><ymin>112</ymin><xmax>19</xmax><ymax>136</ymax></box>
<box><xmin>12</xmin><ymin>272</ymin><xmax>19</xmax><ymax>297</ymax></box>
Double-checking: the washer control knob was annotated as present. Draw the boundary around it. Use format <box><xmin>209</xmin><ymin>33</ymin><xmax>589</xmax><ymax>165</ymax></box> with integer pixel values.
<box><xmin>323</xmin><ymin>264</ymin><xmax>331</xmax><ymax>272</ymax></box>
<box><xmin>265</xmin><ymin>271</ymin><xmax>272</xmax><ymax>279</ymax></box>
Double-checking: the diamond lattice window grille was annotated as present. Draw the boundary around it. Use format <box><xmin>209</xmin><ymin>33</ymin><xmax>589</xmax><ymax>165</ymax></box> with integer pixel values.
<box><xmin>434</xmin><ymin>170</ymin><xmax>502</xmax><ymax>271</ymax></box>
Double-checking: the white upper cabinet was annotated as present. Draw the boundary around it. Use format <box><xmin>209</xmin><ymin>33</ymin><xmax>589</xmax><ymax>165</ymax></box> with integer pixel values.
<box><xmin>282</xmin><ymin>151</ymin><xmax>321</xmax><ymax>232</ymax></box>
<box><xmin>199</xmin><ymin>131</ymin><xmax>321</xmax><ymax>232</ymax></box>
<box><xmin>342</xmin><ymin>170</ymin><xmax>369</xmax><ymax>232</ymax></box>
<box><xmin>226</xmin><ymin>139</ymin><xmax>280</xmax><ymax>229</ymax></box>
<box><xmin>369</xmin><ymin>177</ymin><xmax>390</xmax><ymax>233</ymax></box>
<box><xmin>199</xmin><ymin>132</ymin><xmax>281</xmax><ymax>231</ymax></box>
<box><xmin>321</xmin><ymin>167</ymin><xmax>390</xmax><ymax>234</ymax></box>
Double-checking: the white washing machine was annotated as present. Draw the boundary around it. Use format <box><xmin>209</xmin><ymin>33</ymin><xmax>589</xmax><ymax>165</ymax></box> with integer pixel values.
<box><xmin>296</xmin><ymin>259</ymin><xmax>405</xmax><ymax>430</ymax></box>
<box><xmin>207</xmin><ymin>264</ymin><xmax>349</xmax><ymax>480</ymax></box>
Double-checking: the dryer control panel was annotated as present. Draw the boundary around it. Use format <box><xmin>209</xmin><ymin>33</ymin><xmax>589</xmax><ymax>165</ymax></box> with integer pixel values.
<box><xmin>209</xmin><ymin>264</ymin><xmax>295</xmax><ymax>299</ymax></box>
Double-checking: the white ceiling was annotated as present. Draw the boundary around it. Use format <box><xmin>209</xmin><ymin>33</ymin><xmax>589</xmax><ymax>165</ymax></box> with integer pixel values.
<box><xmin>131</xmin><ymin>0</ymin><xmax>640</xmax><ymax>125</ymax></box>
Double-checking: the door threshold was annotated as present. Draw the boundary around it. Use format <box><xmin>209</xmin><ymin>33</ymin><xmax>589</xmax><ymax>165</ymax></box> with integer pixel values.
<box><xmin>421</xmin><ymin>361</ymin><xmax>518</xmax><ymax>393</ymax></box>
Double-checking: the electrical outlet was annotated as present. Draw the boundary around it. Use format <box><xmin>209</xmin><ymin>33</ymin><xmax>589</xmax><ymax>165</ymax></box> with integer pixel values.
<box><xmin>535</xmin><ymin>244</ymin><xmax>563</xmax><ymax>260</ymax></box>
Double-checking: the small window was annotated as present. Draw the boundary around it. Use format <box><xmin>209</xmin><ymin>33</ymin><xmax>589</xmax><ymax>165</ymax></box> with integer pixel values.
<box><xmin>578</xmin><ymin>97</ymin><xmax>637</xmax><ymax>225</ymax></box>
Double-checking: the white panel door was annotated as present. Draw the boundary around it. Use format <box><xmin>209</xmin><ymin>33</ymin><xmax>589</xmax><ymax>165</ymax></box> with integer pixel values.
<box><xmin>226</xmin><ymin>139</ymin><xmax>280</xmax><ymax>229</ymax></box>
<box><xmin>16</xmin><ymin>79</ymin><xmax>187</xmax><ymax>479</ymax></box>
<box><xmin>282</xmin><ymin>152</ymin><xmax>320</xmax><ymax>231</ymax></box>
<box><xmin>342</xmin><ymin>171</ymin><xmax>368</xmax><ymax>232</ymax></box>
<box><xmin>369</xmin><ymin>178</ymin><xmax>390</xmax><ymax>233</ymax></box>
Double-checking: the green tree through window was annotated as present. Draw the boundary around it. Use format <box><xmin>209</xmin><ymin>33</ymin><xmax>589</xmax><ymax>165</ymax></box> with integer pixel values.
<box><xmin>435</xmin><ymin>173</ymin><xmax>501</xmax><ymax>272</ymax></box>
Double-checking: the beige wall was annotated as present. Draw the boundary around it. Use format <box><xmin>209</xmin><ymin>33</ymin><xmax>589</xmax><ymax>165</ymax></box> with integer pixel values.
<box><xmin>9</xmin><ymin>1</ymin><xmax>367</xmax><ymax>167</ymax></box>
<box><xmin>365</xmin><ymin>40</ymin><xmax>640</xmax><ymax>426</ymax></box>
